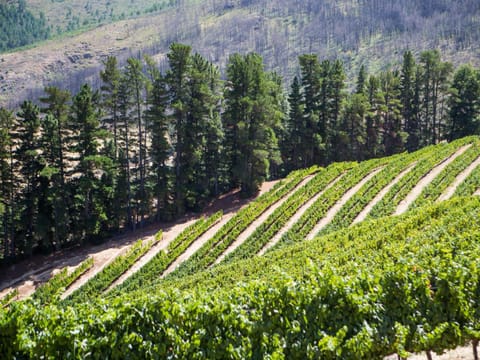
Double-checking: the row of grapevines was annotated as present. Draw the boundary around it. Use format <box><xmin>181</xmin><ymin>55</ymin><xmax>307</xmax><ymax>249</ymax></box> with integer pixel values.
<box><xmin>0</xmin><ymin>289</ymin><xmax>18</xmax><ymax>307</ymax></box>
<box><xmin>274</xmin><ymin>157</ymin><xmax>386</xmax><ymax>247</ymax></box>
<box><xmin>367</xmin><ymin>136</ymin><xmax>476</xmax><ymax>219</ymax></box>
<box><xmin>166</xmin><ymin>166</ymin><xmax>320</xmax><ymax>279</ymax></box>
<box><xmin>32</xmin><ymin>257</ymin><xmax>94</xmax><ymax>304</ymax></box>
<box><xmin>108</xmin><ymin>211</ymin><xmax>223</xmax><ymax>296</ymax></box>
<box><xmin>454</xmin><ymin>159</ymin><xmax>480</xmax><ymax>197</ymax></box>
<box><xmin>220</xmin><ymin>162</ymin><xmax>354</xmax><ymax>263</ymax></box>
<box><xmin>2</xmin><ymin>197</ymin><xmax>479</xmax><ymax>359</ymax></box>
<box><xmin>159</xmin><ymin>194</ymin><xmax>479</xmax><ymax>294</ymax></box>
<box><xmin>409</xmin><ymin>137</ymin><xmax>480</xmax><ymax>209</ymax></box>
<box><xmin>316</xmin><ymin>143</ymin><xmax>445</xmax><ymax>236</ymax></box>
<box><xmin>65</xmin><ymin>233</ymin><xmax>161</xmax><ymax>303</ymax></box>
<box><xmin>157</xmin><ymin>197</ymin><xmax>480</xmax><ymax>358</ymax></box>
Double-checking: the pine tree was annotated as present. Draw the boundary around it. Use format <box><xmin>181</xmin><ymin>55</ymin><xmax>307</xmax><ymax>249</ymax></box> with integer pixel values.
<box><xmin>116</xmin><ymin>77</ymin><xmax>135</xmax><ymax>230</ymax></box>
<box><xmin>298</xmin><ymin>54</ymin><xmax>322</xmax><ymax>166</ymax></box>
<box><xmin>340</xmin><ymin>93</ymin><xmax>368</xmax><ymax>161</ymax></box>
<box><xmin>124</xmin><ymin>58</ymin><xmax>147</xmax><ymax>225</ymax></box>
<box><xmin>284</xmin><ymin>76</ymin><xmax>304</xmax><ymax>171</ymax></box>
<box><xmin>419</xmin><ymin>50</ymin><xmax>453</xmax><ymax>144</ymax></box>
<box><xmin>365</xmin><ymin>75</ymin><xmax>383</xmax><ymax>158</ymax></box>
<box><xmin>37</xmin><ymin>114</ymin><xmax>67</xmax><ymax>251</ymax></box>
<box><xmin>146</xmin><ymin>76</ymin><xmax>172</xmax><ymax>221</ymax></box>
<box><xmin>324</xmin><ymin>59</ymin><xmax>346</xmax><ymax>162</ymax></box>
<box><xmin>448</xmin><ymin>65</ymin><xmax>480</xmax><ymax>140</ymax></box>
<box><xmin>100</xmin><ymin>56</ymin><xmax>121</xmax><ymax>159</ymax></box>
<box><xmin>204</xmin><ymin>64</ymin><xmax>228</xmax><ymax>196</ymax></box>
<box><xmin>15</xmin><ymin>101</ymin><xmax>42</xmax><ymax>256</ymax></box>
<box><xmin>400</xmin><ymin>51</ymin><xmax>420</xmax><ymax>152</ymax></box>
<box><xmin>70</xmin><ymin>84</ymin><xmax>112</xmax><ymax>243</ymax></box>
<box><xmin>192</xmin><ymin>55</ymin><xmax>224</xmax><ymax>200</ymax></box>
<box><xmin>356</xmin><ymin>64</ymin><xmax>367</xmax><ymax>95</ymax></box>
<box><xmin>379</xmin><ymin>71</ymin><xmax>405</xmax><ymax>156</ymax></box>
<box><xmin>39</xmin><ymin>86</ymin><xmax>72</xmax><ymax>251</ymax></box>
<box><xmin>224</xmin><ymin>53</ymin><xmax>282</xmax><ymax>196</ymax></box>
<box><xmin>0</xmin><ymin>108</ymin><xmax>15</xmax><ymax>261</ymax></box>
<box><xmin>166</xmin><ymin>43</ymin><xmax>192</xmax><ymax>214</ymax></box>
<box><xmin>40</xmin><ymin>86</ymin><xmax>70</xmax><ymax>186</ymax></box>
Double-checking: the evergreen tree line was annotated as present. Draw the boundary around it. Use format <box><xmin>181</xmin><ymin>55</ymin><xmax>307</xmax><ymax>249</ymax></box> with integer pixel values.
<box><xmin>0</xmin><ymin>45</ymin><xmax>479</xmax><ymax>265</ymax></box>
<box><xmin>0</xmin><ymin>0</ymin><xmax>50</xmax><ymax>52</ymax></box>
<box><xmin>282</xmin><ymin>50</ymin><xmax>480</xmax><ymax>172</ymax></box>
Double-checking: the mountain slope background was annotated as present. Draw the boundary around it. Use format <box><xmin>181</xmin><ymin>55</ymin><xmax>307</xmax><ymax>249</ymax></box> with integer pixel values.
<box><xmin>1</xmin><ymin>0</ymin><xmax>479</xmax><ymax>106</ymax></box>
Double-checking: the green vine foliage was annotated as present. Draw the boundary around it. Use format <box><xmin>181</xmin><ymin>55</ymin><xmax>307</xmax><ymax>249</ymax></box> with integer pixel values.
<box><xmin>1</xmin><ymin>196</ymin><xmax>479</xmax><ymax>359</ymax></box>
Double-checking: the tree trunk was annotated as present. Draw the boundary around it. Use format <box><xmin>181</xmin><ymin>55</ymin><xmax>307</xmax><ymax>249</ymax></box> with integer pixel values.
<box><xmin>426</xmin><ymin>350</ymin><xmax>433</xmax><ymax>360</ymax></box>
<box><xmin>473</xmin><ymin>339</ymin><xmax>479</xmax><ymax>360</ymax></box>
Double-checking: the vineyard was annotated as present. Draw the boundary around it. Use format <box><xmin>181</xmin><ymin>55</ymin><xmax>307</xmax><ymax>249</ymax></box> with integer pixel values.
<box><xmin>1</xmin><ymin>136</ymin><xmax>480</xmax><ymax>359</ymax></box>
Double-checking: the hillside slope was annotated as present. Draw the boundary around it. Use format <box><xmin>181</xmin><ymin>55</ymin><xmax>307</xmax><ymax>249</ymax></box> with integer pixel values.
<box><xmin>1</xmin><ymin>136</ymin><xmax>480</xmax><ymax>358</ymax></box>
<box><xmin>2</xmin><ymin>196</ymin><xmax>480</xmax><ymax>358</ymax></box>
<box><xmin>1</xmin><ymin>0</ymin><xmax>479</xmax><ymax>106</ymax></box>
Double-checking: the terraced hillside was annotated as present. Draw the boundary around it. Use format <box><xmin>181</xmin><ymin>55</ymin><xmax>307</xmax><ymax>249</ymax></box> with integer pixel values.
<box><xmin>1</xmin><ymin>136</ymin><xmax>480</xmax><ymax>359</ymax></box>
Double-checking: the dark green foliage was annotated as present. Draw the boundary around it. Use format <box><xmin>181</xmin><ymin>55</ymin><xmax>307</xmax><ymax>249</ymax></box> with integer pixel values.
<box><xmin>401</xmin><ymin>51</ymin><xmax>420</xmax><ymax>152</ymax></box>
<box><xmin>167</xmin><ymin>43</ymin><xmax>192</xmax><ymax>215</ymax></box>
<box><xmin>146</xmin><ymin>76</ymin><xmax>172</xmax><ymax>221</ymax></box>
<box><xmin>418</xmin><ymin>50</ymin><xmax>453</xmax><ymax>145</ymax></box>
<box><xmin>339</xmin><ymin>93</ymin><xmax>368</xmax><ymax>161</ymax></box>
<box><xmin>378</xmin><ymin>70</ymin><xmax>405</xmax><ymax>156</ymax></box>
<box><xmin>124</xmin><ymin>58</ymin><xmax>148</xmax><ymax>226</ymax></box>
<box><xmin>100</xmin><ymin>56</ymin><xmax>121</xmax><ymax>160</ymax></box>
<box><xmin>39</xmin><ymin>86</ymin><xmax>71</xmax><ymax>251</ymax></box>
<box><xmin>0</xmin><ymin>108</ymin><xmax>15</xmax><ymax>260</ymax></box>
<box><xmin>224</xmin><ymin>53</ymin><xmax>282</xmax><ymax>197</ymax></box>
<box><xmin>282</xmin><ymin>76</ymin><xmax>304</xmax><ymax>171</ymax></box>
<box><xmin>298</xmin><ymin>54</ymin><xmax>323</xmax><ymax>166</ymax></box>
<box><xmin>448</xmin><ymin>65</ymin><xmax>480</xmax><ymax>140</ymax></box>
<box><xmin>70</xmin><ymin>84</ymin><xmax>114</xmax><ymax>243</ymax></box>
<box><xmin>0</xmin><ymin>0</ymin><xmax>50</xmax><ymax>52</ymax></box>
<box><xmin>15</xmin><ymin>101</ymin><xmax>42</xmax><ymax>257</ymax></box>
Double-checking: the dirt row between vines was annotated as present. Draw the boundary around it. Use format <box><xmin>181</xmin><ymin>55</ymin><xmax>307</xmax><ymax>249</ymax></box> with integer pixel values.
<box><xmin>395</xmin><ymin>144</ymin><xmax>472</xmax><ymax>215</ymax></box>
<box><xmin>104</xmin><ymin>219</ymin><xmax>198</xmax><ymax>292</ymax></box>
<box><xmin>258</xmin><ymin>173</ymin><xmax>345</xmax><ymax>255</ymax></box>
<box><xmin>161</xmin><ymin>180</ymin><xmax>282</xmax><ymax>277</ymax></box>
<box><xmin>438</xmin><ymin>155</ymin><xmax>480</xmax><ymax>202</ymax></box>
<box><xmin>352</xmin><ymin>162</ymin><xmax>417</xmax><ymax>225</ymax></box>
<box><xmin>0</xmin><ymin>181</ymin><xmax>279</xmax><ymax>301</ymax></box>
<box><xmin>306</xmin><ymin>167</ymin><xmax>385</xmax><ymax>240</ymax></box>
<box><xmin>66</xmin><ymin>180</ymin><xmax>282</xmax><ymax>296</ymax></box>
<box><xmin>384</xmin><ymin>343</ymin><xmax>476</xmax><ymax>360</ymax></box>
<box><xmin>212</xmin><ymin>174</ymin><xmax>316</xmax><ymax>265</ymax></box>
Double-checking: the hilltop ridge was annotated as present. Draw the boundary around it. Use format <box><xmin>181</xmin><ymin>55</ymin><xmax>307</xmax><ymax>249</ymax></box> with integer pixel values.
<box><xmin>1</xmin><ymin>0</ymin><xmax>479</xmax><ymax>106</ymax></box>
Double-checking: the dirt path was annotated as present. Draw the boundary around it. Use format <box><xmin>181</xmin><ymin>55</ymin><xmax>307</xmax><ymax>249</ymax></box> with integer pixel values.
<box><xmin>160</xmin><ymin>180</ymin><xmax>280</xmax><ymax>277</ymax></box>
<box><xmin>258</xmin><ymin>174</ymin><xmax>345</xmax><ymax>256</ymax></box>
<box><xmin>384</xmin><ymin>344</ymin><xmax>475</xmax><ymax>359</ymax></box>
<box><xmin>61</xmin><ymin>245</ymin><xmax>131</xmax><ymax>299</ymax></box>
<box><xmin>475</xmin><ymin>189</ymin><xmax>480</xmax><ymax>196</ymax></box>
<box><xmin>161</xmin><ymin>214</ymin><xmax>235</xmax><ymax>277</ymax></box>
<box><xmin>213</xmin><ymin>175</ymin><xmax>316</xmax><ymax>265</ymax></box>
<box><xmin>306</xmin><ymin>167</ymin><xmax>384</xmax><ymax>240</ymax></box>
<box><xmin>352</xmin><ymin>163</ymin><xmax>417</xmax><ymax>225</ymax></box>
<box><xmin>106</xmin><ymin>219</ymin><xmax>198</xmax><ymax>292</ymax></box>
<box><xmin>395</xmin><ymin>144</ymin><xmax>472</xmax><ymax>215</ymax></box>
<box><xmin>437</xmin><ymin>155</ymin><xmax>480</xmax><ymax>202</ymax></box>
<box><xmin>1</xmin><ymin>179</ymin><xmax>280</xmax><ymax>300</ymax></box>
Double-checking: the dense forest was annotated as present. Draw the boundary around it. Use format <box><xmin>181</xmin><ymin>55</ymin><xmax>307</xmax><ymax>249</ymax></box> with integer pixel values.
<box><xmin>0</xmin><ymin>45</ymin><xmax>479</xmax><ymax>265</ymax></box>
<box><xmin>0</xmin><ymin>0</ymin><xmax>50</xmax><ymax>52</ymax></box>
